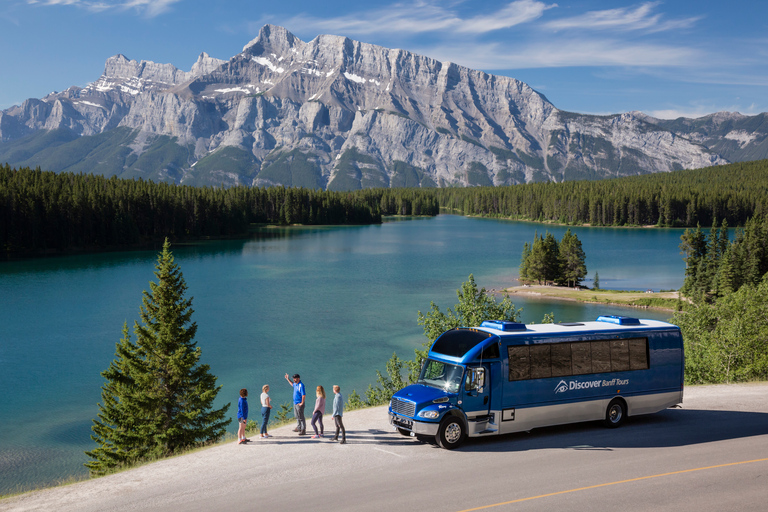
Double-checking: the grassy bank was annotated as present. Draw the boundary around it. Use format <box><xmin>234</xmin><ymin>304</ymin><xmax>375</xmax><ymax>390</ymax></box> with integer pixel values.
<box><xmin>501</xmin><ymin>285</ymin><xmax>685</xmax><ymax>311</ymax></box>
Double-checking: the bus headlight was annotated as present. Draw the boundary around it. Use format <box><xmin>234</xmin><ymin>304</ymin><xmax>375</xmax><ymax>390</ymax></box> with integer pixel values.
<box><xmin>418</xmin><ymin>410</ymin><xmax>440</xmax><ymax>419</ymax></box>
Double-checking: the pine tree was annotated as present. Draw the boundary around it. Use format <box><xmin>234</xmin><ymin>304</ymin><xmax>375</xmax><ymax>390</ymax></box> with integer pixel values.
<box><xmin>540</xmin><ymin>232</ymin><xmax>561</xmax><ymax>283</ymax></box>
<box><xmin>519</xmin><ymin>242</ymin><xmax>531</xmax><ymax>281</ymax></box>
<box><xmin>558</xmin><ymin>228</ymin><xmax>587</xmax><ymax>287</ymax></box>
<box><xmin>85</xmin><ymin>239</ymin><xmax>230</xmax><ymax>475</ymax></box>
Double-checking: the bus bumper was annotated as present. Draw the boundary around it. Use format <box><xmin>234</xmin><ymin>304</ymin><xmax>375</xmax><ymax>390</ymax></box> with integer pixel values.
<box><xmin>389</xmin><ymin>413</ymin><xmax>439</xmax><ymax>436</ymax></box>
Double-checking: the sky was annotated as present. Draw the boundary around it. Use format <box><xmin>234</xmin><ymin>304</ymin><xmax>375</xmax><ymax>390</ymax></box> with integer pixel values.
<box><xmin>1</xmin><ymin>0</ymin><xmax>766</xmax><ymax>118</ymax></box>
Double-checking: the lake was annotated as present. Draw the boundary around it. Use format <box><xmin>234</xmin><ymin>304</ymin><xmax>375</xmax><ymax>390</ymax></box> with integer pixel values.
<box><xmin>0</xmin><ymin>215</ymin><xmax>686</xmax><ymax>493</ymax></box>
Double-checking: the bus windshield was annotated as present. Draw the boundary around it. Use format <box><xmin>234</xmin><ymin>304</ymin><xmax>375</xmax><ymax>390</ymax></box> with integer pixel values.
<box><xmin>417</xmin><ymin>359</ymin><xmax>464</xmax><ymax>393</ymax></box>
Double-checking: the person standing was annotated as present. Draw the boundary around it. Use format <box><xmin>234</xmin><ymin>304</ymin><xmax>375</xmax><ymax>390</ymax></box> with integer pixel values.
<box><xmin>331</xmin><ymin>385</ymin><xmax>346</xmax><ymax>444</ymax></box>
<box><xmin>311</xmin><ymin>386</ymin><xmax>326</xmax><ymax>438</ymax></box>
<box><xmin>260</xmin><ymin>384</ymin><xmax>272</xmax><ymax>438</ymax></box>
<box><xmin>284</xmin><ymin>373</ymin><xmax>306</xmax><ymax>435</ymax></box>
<box><xmin>237</xmin><ymin>388</ymin><xmax>249</xmax><ymax>444</ymax></box>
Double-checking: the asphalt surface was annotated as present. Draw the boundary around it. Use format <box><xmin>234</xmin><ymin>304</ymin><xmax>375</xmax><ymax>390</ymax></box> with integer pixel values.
<box><xmin>3</xmin><ymin>383</ymin><xmax>768</xmax><ymax>512</ymax></box>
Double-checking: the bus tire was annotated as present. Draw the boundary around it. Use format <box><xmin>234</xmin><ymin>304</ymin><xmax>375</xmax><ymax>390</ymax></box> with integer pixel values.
<box><xmin>436</xmin><ymin>416</ymin><xmax>465</xmax><ymax>449</ymax></box>
<box><xmin>397</xmin><ymin>428</ymin><xmax>411</xmax><ymax>436</ymax></box>
<box><xmin>604</xmin><ymin>398</ymin><xmax>627</xmax><ymax>428</ymax></box>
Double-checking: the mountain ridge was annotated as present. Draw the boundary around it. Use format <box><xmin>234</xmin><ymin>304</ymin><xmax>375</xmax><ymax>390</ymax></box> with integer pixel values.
<box><xmin>1</xmin><ymin>24</ymin><xmax>765</xmax><ymax>189</ymax></box>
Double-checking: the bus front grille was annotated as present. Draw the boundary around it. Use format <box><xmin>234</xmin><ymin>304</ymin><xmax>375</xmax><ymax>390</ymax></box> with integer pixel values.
<box><xmin>391</xmin><ymin>397</ymin><xmax>415</xmax><ymax>417</ymax></box>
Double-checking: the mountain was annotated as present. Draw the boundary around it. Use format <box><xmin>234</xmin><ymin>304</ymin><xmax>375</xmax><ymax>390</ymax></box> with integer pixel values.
<box><xmin>1</xmin><ymin>24</ymin><xmax>758</xmax><ymax>190</ymax></box>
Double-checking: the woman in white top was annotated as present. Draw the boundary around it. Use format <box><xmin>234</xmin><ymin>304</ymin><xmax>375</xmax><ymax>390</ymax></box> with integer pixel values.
<box><xmin>260</xmin><ymin>384</ymin><xmax>272</xmax><ymax>438</ymax></box>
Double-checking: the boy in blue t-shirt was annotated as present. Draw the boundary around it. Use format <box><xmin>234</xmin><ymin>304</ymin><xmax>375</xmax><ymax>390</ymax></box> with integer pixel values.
<box><xmin>237</xmin><ymin>388</ymin><xmax>249</xmax><ymax>444</ymax></box>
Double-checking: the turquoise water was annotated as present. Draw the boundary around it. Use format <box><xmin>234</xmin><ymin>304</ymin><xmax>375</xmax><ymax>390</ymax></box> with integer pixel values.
<box><xmin>0</xmin><ymin>215</ymin><xmax>686</xmax><ymax>493</ymax></box>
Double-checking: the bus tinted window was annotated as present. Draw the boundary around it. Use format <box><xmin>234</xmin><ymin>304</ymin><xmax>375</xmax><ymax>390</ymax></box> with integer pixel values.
<box><xmin>629</xmin><ymin>339</ymin><xmax>649</xmax><ymax>370</ymax></box>
<box><xmin>610</xmin><ymin>340</ymin><xmax>630</xmax><ymax>372</ymax></box>
<box><xmin>433</xmin><ymin>329</ymin><xmax>493</xmax><ymax>358</ymax></box>
<box><xmin>550</xmin><ymin>343</ymin><xmax>572</xmax><ymax>377</ymax></box>
<box><xmin>591</xmin><ymin>341</ymin><xmax>611</xmax><ymax>373</ymax></box>
<box><xmin>507</xmin><ymin>338</ymin><xmax>649</xmax><ymax>381</ymax></box>
<box><xmin>530</xmin><ymin>345</ymin><xmax>552</xmax><ymax>379</ymax></box>
<box><xmin>571</xmin><ymin>342</ymin><xmax>591</xmax><ymax>375</ymax></box>
<box><xmin>508</xmin><ymin>346</ymin><xmax>530</xmax><ymax>381</ymax></box>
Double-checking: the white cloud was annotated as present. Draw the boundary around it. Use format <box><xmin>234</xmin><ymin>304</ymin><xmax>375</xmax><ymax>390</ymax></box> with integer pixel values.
<box><xmin>545</xmin><ymin>2</ymin><xmax>701</xmax><ymax>33</ymax></box>
<box><xmin>418</xmin><ymin>39</ymin><xmax>701</xmax><ymax>70</ymax></box>
<box><xmin>25</xmin><ymin>0</ymin><xmax>183</xmax><ymax>17</ymax></box>
<box><xmin>271</xmin><ymin>0</ymin><xmax>554</xmax><ymax>36</ymax></box>
<box><xmin>646</xmin><ymin>102</ymin><xmax>762</xmax><ymax>119</ymax></box>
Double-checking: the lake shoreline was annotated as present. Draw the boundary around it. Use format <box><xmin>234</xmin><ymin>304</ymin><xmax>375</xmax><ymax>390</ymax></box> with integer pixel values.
<box><xmin>495</xmin><ymin>285</ymin><xmax>683</xmax><ymax>313</ymax></box>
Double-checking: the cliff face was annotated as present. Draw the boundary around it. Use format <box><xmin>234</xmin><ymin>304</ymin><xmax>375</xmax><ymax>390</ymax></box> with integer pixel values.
<box><xmin>1</xmin><ymin>24</ymin><xmax>757</xmax><ymax>189</ymax></box>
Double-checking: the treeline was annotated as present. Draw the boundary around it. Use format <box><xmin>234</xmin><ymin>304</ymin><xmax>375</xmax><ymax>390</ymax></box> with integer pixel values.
<box><xmin>679</xmin><ymin>217</ymin><xmax>768</xmax><ymax>302</ymax></box>
<box><xmin>0</xmin><ymin>166</ymin><xmax>439</xmax><ymax>255</ymax></box>
<box><xmin>435</xmin><ymin>159</ymin><xmax>768</xmax><ymax>227</ymax></box>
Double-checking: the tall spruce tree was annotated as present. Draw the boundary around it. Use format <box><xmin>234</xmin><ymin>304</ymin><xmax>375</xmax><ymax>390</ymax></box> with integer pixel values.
<box><xmin>558</xmin><ymin>229</ymin><xmax>588</xmax><ymax>287</ymax></box>
<box><xmin>86</xmin><ymin>239</ymin><xmax>230</xmax><ymax>475</ymax></box>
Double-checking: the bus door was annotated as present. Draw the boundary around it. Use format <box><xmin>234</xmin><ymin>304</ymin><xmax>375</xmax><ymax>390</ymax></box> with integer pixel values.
<box><xmin>463</xmin><ymin>366</ymin><xmax>493</xmax><ymax>433</ymax></box>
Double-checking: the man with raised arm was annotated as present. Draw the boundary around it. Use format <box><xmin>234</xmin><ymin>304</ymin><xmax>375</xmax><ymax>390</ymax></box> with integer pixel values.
<box><xmin>285</xmin><ymin>373</ymin><xmax>306</xmax><ymax>435</ymax></box>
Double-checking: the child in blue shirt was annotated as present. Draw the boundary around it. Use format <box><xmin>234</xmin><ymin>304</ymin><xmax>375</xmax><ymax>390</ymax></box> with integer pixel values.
<box><xmin>237</xmin><ymin>388</ymin><xmax>249</xmax><ymax>444</ymax></box>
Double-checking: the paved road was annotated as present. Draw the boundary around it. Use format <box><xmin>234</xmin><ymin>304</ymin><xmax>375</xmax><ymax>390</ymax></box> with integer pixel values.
<box><xmin>4</xmin><ymin>383</ymin><xmax>768</xmax><ymax>512</ymax></box>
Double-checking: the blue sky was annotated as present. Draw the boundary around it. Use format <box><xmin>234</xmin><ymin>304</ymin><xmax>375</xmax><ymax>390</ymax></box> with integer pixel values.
<box><xmin>2</xmin><ymin>0</ymin><xmax>766</xmax><ymax>118</ymax></box>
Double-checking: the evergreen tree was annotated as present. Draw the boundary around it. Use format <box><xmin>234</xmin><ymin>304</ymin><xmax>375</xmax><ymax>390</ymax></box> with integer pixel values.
<box><xmin>525</xmin><ymin>234</ymin><xmax>547</xmax><ymax>284</ymax></box>
<box><xmin>540</xmin><ymin>232</ymin><xmax>561</xmax><ymax>283</ymax></box>
<box><xmin>679</xmin><ymin>225</ymin><xmax>707</xmax><ymax>299</ymax></box>
<box><xmin>85</xmin><ymin>239</ymin><xmax>230</xmax><ymax>475</ymax></box>
<box><xmin>519</xmin><ymin>242</ymin><xmax>531</xmax><ymax>280</ymax></box>
<box><xmin>593</xmin><ymin>271</ymin><xmax>600</xmax><ymax>290</ymax></box>
<box><xmin>558</xmin><ymin>228</ymin><xmax>587</xmax><ymax>287</ymax></box>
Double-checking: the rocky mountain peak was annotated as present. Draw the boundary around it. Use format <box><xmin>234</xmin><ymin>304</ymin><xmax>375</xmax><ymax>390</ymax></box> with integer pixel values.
<box><xmin>190</xmin><ymin>52</ymin><xmax>227</xmax><ymax>77</ymax></box>
<box><xmin>242</xmin><ymin>24</ymin><xmax>300</xmax><ymax>56</ymax></box>
<box><xmin>2</xmin><ymin>24</ymin><xmax>764</xmax><ymax>189</ymax></box>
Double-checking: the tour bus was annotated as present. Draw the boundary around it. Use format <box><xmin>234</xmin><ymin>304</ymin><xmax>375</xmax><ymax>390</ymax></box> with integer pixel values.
<box><xmin>388</xmin><ymin>316</ymin><xmax>684</xmax><ymax>449</ymax></box>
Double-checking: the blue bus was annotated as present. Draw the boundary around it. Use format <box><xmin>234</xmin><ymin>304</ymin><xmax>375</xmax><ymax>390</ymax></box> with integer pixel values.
<box><xmin>388</xmin><ymin>316</ymin><xmax>684</xmax><ymax>449</ymax></box>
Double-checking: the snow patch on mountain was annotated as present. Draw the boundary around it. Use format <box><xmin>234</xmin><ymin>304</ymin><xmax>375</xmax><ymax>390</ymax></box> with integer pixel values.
<box><xmin>724</xmin><ymin>130</ymin><xmax>758</xmax><ymax>147</ymax></box>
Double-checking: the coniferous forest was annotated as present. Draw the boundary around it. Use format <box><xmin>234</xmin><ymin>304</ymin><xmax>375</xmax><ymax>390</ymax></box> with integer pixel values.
<box><xmin>0</xmin><ymin>165</ymin><xmax>439</xmax><ymax>255</ymax></box>
<box><xmin>4</xmin><ymin>158</ymin><xmax>768</xmax><ymax>255</ymax></box>
<box><xmin>436</xmin><ymin>159</ymin><xmax>768</xmax><ymax>227</ymax></box>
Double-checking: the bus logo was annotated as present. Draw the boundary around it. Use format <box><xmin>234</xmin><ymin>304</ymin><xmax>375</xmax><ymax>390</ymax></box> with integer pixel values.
<box><xmin>555</xmin><ymin>378</ymin><xmax>630</xmax><ymax>393</ymax></box>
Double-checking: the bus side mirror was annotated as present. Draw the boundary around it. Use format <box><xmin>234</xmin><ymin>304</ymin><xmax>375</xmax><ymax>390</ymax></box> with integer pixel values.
<box><xmin>476</xmin><ymin>368</ymin><xmax>485</xmax><ymax>393</ymax></box>
<box><xmin>465</xmin><ymin>368</ymin><xmax>486</xmax><ymax>394</ymax></box>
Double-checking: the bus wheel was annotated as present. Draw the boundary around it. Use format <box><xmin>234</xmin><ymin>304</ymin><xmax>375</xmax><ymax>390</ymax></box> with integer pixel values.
<box><xmin>604</xmin><ymin>398</ymin><xmax>626</xmax><ymax>428</ymax></box>
<box><xmin>437</xmin><ymin>417</ymin><xmax>465</xmax><ymax>449</ymax></box>
<box><xmin>397</xmin><ymin>428</ymin><xmax>411</xmax><ymax>436</ymax></box>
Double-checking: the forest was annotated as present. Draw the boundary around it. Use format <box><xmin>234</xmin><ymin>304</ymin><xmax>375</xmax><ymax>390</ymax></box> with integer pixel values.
<box><xmin>436</xmin><ymin>159</ymin><xmax>768</xmax><ymax>227</ymax></box>
<box><xmin>4</xmin><ymin>158</ymin><xmax>768</xmax><ymax>256</ymax></box>
<box><xmin>0</xmin><ymin>165</ymin><xmax>439</xmax><ymax>255</ymax></box>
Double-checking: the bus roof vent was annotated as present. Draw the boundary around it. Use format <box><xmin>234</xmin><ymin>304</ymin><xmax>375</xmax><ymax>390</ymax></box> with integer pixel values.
<box><xmin>480</xmin><ymin>320</ymin><xmax>526</xmax><ymax>331</ymax></box>
<box><xmin>596</xmin><ymin>315</ymin><xmax>641</xmax><ymax>326</ymax></box>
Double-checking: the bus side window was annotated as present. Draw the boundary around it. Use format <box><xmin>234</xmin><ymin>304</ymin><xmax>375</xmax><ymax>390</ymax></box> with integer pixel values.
<box><xmin>530</xmin><ymin>345</ymin><xmax>552</xmax><ymax>379</ymax></box>
<box><xmin>592</xmin><ymin>341</ymin><xmax>611</xmax><ymax>373</ymax></box>
<box><xmin>572</xmin><ymin>342</ymin><xmax>592</xmax><ymax>375</ymax></box>
<box><xmin>551</xmin><ymin>343</ymin><xmax>572</xmax><ymax>377</ymax></box>
<box><xmin>465</xmin><ymin>367</ymin><xmax>486</xmax><ymax>393</ymax></box>
<box><xmin>508</xmin><ymin>346</ymin><xmax>530</xmax><ymax>381</ymax></box>
<box><xmin>610</xmin><ymin>339</ymin><xmax>630</xmax><ymax>372</ymax></box>
<box><xmin>629</xmin><ymin>338</ymin><xmax>649</xmax><ymax>370</ymax></box>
